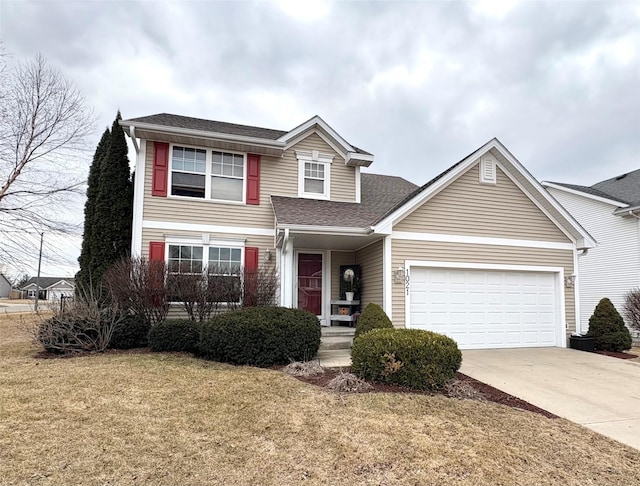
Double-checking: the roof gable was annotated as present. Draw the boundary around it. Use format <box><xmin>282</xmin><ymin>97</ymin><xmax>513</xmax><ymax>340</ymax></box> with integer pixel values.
<box><xmin>374</xmin><ymin>138</ymin><xmax>596</xmax><ymax>249</ymax></box>
<box><xmin>22</xmin><ymin>277</ymin><xmax>75</xmax><ymax>290</ymax></box>
<box><xmin>277</xmin><ymin>115</ymin><xmax>374</xmax><ymax>167</ymax></box>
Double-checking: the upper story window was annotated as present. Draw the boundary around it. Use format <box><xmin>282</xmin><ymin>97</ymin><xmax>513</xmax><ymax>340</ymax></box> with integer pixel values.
<box><xmin>211</xmin><ymin>151</ymin><xmax>244</xmax><ymax>202</ymax></box>
<box><xmin>170</xmin><ymin>145</ymin><xmax>245</xmax><ymax>202</ymax></box>
<box><xmin>171</xmin><ymin>147</ymin><xmax>206</xmax><ymax>198</ymax></box>
<box><xmin>297</xmin><ymin>150</ymin><xmax>333</xmax><ymax>200</ymax></box>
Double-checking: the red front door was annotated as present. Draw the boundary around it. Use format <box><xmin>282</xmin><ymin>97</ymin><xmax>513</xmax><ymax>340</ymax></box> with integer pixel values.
<box><xmin>297</xmin><ymin>253</ymin><xmax>322</xmax><ymax>316</ymax></box>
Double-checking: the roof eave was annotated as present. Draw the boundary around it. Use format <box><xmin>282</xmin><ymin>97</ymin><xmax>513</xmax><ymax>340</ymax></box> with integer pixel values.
<box><xmin>346</xmin><ymin>153</ymin><xmax>374</xmax><ymax>167</ymax></box>
<box><xmin>542</xmin><ymin>181</ymin><xmax>628</xmax><ymax>207</ymax></box>
<box><xmin>120</xmin><ymin>120</ymin><xmax>286</xmax><ymax>155</ymax></box>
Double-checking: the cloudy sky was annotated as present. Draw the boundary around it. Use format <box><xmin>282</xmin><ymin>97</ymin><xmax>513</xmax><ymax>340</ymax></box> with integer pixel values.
<box><xmin>2</xmin><ymin>0</ymin><xmax>639</xmax><ymax>277</ymax></box>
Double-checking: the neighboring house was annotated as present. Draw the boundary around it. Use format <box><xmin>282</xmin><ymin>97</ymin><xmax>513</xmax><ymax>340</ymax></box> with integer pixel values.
<box><xmin>543</xmin><ymin>170</ymin><xmax>640</xmax><ymax>337</ymax></box>
<box><xmin>120</xmin><ymin>113</ymin><xmax>595</xmax><ymax>350</ymax></box>
<box><xmin>21</xmin><ymin>277</ymin><xmax>75</xmax><ymax>301</ymax></box>
<box><xmin>0</xmin><ymin>274</ymin><xmax>11</xmax><ymax>299</ymax></box>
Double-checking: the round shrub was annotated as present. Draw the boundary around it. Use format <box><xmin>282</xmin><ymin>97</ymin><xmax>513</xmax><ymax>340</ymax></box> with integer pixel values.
<box><xmin>586</xmin><ymin>298</ymin><xmax>632</xmax><ymax>352</ymax></box>
<box><xmin>148</xmin><ymin>319</ymin><xmax>201</xmax><ymax>353</ymax></box>
<box><xmin>354</xmin><ymin>303</ymin><xmax>394</xmax><ymax>338</ymax></box>
<box><xmin>109</xmin><ymin>315</ymin><xmax>150</xmax><ymax>349</ymax></box>
<box><xmin>351</xmin><ymin>328</ymin><xmax>462</xmax><ymax>390</ymax></box>
<box><xmin>199</xmin><ymin>307</ymin><xmax>321</xmax><ymax>367</ymax></box>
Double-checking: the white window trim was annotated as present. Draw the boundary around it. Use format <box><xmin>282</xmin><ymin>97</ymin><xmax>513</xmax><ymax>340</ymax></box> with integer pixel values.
<box><xmin>165</xmin><ymin>237</ymin><xmax>246</xmax><ymax>305</ymax></box>
<box><xmin>296</xmin><ymin>150</ymin><xmax>333</xmax><ymax>200</ymax></box>
<box><xmin>168</xmin><ymin>143</ymin><xmax>247</xmax><ymax>205</ymax></box>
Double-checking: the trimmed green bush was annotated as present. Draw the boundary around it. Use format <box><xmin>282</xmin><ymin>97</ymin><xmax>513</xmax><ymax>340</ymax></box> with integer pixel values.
<box><xmin>354</xmin><ymin>303</ymin><xmax>394</xmax><ymax>338</ymax></box>
<box><xmin>351</xmin><ymin>328</ymin><xmax>462</xmax><ymax>390</ymax></box>
<box><xmin>199</xmin><ymin>307</ymin><xmax>321</xmax><ymax>367</ymax></box>
<box><xmin>109</xmin><ymin>315</ymin><xmax>150</xmax><ymax>349</ymax></box>
<box><xmin>586</xmin><ymin>298</ymin><xmax>632</xmax><ymax>352</ymax></box>
<box><xmin>148</xmin><ymin>319</ymin><xmax>201</xmax><ymax>353</ymax></box>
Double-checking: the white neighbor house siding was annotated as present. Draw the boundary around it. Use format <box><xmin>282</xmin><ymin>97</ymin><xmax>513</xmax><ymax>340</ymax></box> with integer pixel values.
<box><xmin>547</xmin><ymin>187</ymin><xmax>640</xmax><ymax>333</ymax></box>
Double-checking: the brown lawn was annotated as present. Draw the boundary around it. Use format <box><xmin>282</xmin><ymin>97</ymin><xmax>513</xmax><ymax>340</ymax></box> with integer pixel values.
<box><xmin>1</xmin><ymin>314</ymin><xmax>639</xmax><ymax>486</ymax></box>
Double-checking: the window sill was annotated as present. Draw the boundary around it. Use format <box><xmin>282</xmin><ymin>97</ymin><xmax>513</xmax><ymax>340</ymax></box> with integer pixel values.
<box><xmin>165</xmin><ymin>194</ymin><xmax>248</xmax><ymax>206</ymax></box>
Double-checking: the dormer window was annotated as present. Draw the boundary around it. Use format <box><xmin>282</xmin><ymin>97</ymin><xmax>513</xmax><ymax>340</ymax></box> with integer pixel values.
<box><xmin>297</xmin><ymin>150</ymin><xmax>332</xmax><ymax>200</ymax></box>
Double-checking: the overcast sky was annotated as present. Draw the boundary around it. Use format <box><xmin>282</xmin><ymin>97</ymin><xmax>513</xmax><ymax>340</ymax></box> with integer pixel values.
<box><xmin>2</xmin><ymin>0</ymin><xmax>639</xmax><ymax>277</ymax></box>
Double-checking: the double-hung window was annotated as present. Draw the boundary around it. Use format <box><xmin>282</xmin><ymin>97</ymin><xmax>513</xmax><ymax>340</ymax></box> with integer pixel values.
<box><xmin>167</xmin><ymin>242</ymin><xmax>243</xmax><ymax>303</ymax></box>
<box><xmin>170</xmin><ymin>146</ymin><xmax>245</xmax><ymax>202</ymax></box>
<box><xmin>297</xmin><ymin>150</ymin><xmax>332</xmax><ymax>200</ymax></box>
<box><xmin>211</xmin><ymin>151</ymin><xmax>244</xmax><ymax>202</ymax></box>
<box><xmin>171</xmin><ymin>147</ymin><xmax>206</xmax><ymax>198</ymax></box>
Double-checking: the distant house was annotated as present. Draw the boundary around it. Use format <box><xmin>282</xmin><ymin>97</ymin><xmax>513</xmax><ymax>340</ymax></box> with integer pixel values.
<box><xmin>21</xmin><ymin>277</ymin><xmax>75</xmax><ymax>301</ymax></box>
<box><xmin>543</xmin><ymin>169</ymin><xmax>640</xmax><ymax>337</ymax></box>
<box><xmin>0</xmin><ymin>274</ymin><xmax>12</xmax><ymax>299</ymax></box>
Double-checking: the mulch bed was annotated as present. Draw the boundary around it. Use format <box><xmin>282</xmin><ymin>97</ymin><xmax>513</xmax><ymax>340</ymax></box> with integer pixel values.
<box><xmin>293</xmin><ymin>369</ymin><xmax>558</xmax><ymax>419</ymax></box>
<box><xmin>594</xmin><ymin>350</ymin><xmax>638</xmax><ymax>360</ymax></box>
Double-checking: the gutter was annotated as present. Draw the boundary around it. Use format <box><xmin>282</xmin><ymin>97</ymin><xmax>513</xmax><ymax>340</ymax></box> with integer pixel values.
<box><xmin>277</xmin><ymin>224</ymin><xmax>372</xmax><ymax>236</ymax></box>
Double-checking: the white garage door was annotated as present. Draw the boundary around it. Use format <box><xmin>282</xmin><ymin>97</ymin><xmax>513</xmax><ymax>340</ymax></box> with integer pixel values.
<box><xmin>409</xmin><ymin>267</ymin><xmax>559</xmax><ymax>349</ymax></box>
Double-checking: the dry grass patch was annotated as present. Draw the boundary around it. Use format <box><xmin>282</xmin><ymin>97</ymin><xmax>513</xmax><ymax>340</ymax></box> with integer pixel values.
<box><xmin>1</xmin><ymin>316</ymin><xmax>639</xmax><ymax>485</ymax></box>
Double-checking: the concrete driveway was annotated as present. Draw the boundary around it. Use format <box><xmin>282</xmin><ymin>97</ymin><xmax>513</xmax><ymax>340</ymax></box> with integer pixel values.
<box><xmin>461</xmin><ymin>348</ymin><xmax>640</xmax><ymax>451</ymax></box>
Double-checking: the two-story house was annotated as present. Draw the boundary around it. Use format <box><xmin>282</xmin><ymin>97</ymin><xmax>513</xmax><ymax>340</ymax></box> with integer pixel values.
<box><xmin>120</xmin><ymin>113</ymin><xmax>595</xmax><ymax>349</ymax></box>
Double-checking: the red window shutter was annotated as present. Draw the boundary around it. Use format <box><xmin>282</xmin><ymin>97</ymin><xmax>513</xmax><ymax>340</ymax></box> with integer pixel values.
<box><xmin>152</xmin><ymin>142</ymin><xmax>169</xmax><ymax>197</ymax></box>
<box><xmin>245</xmin><ymin>246</ymin><xmax>259</xmax><ymax>273</ymax></box>
<box><xmin>246</xmin><ymin>154</ymin><xmax>260</xmax><ymax>205</ymax></box>
<box><xmin>149</xmin><ymin>241</ymin><xmax>165</xmax><ymax>261</ymax></box>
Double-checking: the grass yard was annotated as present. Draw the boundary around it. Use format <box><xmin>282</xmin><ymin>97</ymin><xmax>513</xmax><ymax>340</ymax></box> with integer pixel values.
<box><xmin>1</xmin><ymin>315</ymin><xmax>639</xmax><ymax>485</ymax></box>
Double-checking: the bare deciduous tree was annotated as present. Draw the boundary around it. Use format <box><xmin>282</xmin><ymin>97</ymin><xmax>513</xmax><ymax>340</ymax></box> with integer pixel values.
<box><xmin>0</xmin><ymin>52</ymin><xmax>94</xmax><ymax>272</ymax></box>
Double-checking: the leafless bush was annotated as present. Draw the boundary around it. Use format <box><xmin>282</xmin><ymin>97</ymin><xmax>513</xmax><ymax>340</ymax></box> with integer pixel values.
<box><xmin>283</xmin><ymin>361</ymin><xmax>325</xmax><ymax>377</ymax></box>
<box><xmin>103</xmin><ymin>257</ymin><xmax>170</xmax><ymax>325</ymax></box>
<box><xmin>326</xmin><ymin>372</ymin><xmax>373</xmax><ymax>393</ymax></box>
<box><xmin>34</xmin><ymin>289</ymin><xmax>123</xmax><ymax>354</ymax></box>
<box><xmin>623</xmin><ymin>288</ymin><xmax>640</xmax><ymax>331</ymax></box>
<box><xmin>243</xmin><ymin>265</ymin><xmax>279</xmax><ymax>307</ymax></box>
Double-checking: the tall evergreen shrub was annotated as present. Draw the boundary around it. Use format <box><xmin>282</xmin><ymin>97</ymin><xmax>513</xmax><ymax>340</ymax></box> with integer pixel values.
<box><xmin>586</xmin><ymin>298</ymin><xmax>632</xmax><ymax>352</ymax></box>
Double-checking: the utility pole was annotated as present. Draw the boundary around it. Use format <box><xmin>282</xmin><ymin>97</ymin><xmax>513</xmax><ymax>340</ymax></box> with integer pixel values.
<box><xmin>34</xmin><ymin>232</ymin><xmax>43</xmax><ymax>313</ymax></box>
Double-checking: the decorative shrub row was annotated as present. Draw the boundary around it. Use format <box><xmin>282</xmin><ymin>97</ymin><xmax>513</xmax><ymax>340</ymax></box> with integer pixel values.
<box><xmin>109</xmin><ymin>315</ymin><xmax>150</xmax><ymax>349</ymax></box>
<box><xmin>354</xmin><ymin>303</ymin><xmax>394</xmax><ymax>338</ymax></box>
<box><xmin>351</xmin><ymin>328</ymin><xmax>462</xmax><ymax>390</ymax></box>
<box><xmin>148</xmin><ymin>319</ymin><xmax>202</xmax><ymax>353</ymax></box>
<box><xmin>199</xmin><ymin>307</ymin><xmax>321</xmax><ymax>367</ymax></box>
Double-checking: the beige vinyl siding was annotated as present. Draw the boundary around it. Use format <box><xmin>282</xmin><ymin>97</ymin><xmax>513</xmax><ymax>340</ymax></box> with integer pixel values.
<box><xmin>395</xmin><ymin>163</ymin><xmax>570</xmax><ymax>242</ymax></box>
<box><xmin>355</xmin><ymin>239</ymin><xmax>384</xmax><ymax>310</ymax></box>
<box><xmin>141</xmin><ymin>228</ymin><xmax>275</xmax><ymax>265</ymax></box>
<box><xmin>330</xmin><ymin>251</ymin><xmax>355</xmax><ymax>299</ymax></box>
<box><xmin>142</xmin><ymin>132</ymin><xmax>357</xmax><ymax>230</ymax></box>
<box><xmin>390</xmin><ymin>240</ymin><xmax>575</xmax><ymax>335</ymax></box>
<box><xmin>143</xmin><ymin>141</ymin><xmax>278</xmax><ymax>229</ymax></box>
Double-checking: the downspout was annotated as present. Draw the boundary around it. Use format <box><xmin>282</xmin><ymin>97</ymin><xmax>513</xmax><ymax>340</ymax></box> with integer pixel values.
<box><xmin>281</xmin><ymin>229</ymin><xmax>290</xmax><ymax>307</ymax></box>
<box><xmin>129</xmin><ymin>126</ymin><xmax>140</xmax><ymax>154</ymax></box>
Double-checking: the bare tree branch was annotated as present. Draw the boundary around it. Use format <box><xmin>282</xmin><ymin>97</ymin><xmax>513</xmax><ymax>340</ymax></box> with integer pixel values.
<box><xmin>0</xmin><ymin>52</ymin><xmax>94</xmax><ymax>274</ymax></box>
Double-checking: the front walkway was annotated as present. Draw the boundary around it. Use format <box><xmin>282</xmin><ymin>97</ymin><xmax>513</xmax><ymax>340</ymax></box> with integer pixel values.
<box><xmin>461</xmin><ymin>348</ymin><xmax>640</xmax><ymax>451</ymax></box>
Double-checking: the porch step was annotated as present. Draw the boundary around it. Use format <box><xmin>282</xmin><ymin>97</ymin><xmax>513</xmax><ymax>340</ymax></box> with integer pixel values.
<box><xmin>320</xmin><ymin>326</ymin><xmax>355</xmax><ymax>351</ymax></box>
<box><xmin>315</xmin><ymin>348</ymin><xmax>352</xmax><ymax>368</ymax></box>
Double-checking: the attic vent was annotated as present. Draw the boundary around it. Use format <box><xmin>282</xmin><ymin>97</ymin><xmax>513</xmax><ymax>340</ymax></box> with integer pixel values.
<box><xmin>479</xmin><ymin>156</ymin><xmax>496</xmax><ymax>184</ymax></box>
<box><xmin>615</xmin><ymin>173</ymin><xmax>627</xmax><ymax>181</ymax></box>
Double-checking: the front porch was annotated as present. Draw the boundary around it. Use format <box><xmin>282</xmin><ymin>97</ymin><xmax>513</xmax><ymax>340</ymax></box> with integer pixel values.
<box><xmin>275</xmin><ymin>228</ymin><xmax>385</xmax><ymax>327</ymax></box>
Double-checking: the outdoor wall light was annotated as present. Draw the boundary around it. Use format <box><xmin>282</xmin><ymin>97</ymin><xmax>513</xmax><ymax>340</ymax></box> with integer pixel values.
<box><xmin>394</xmin><ymin>266</ymin><xmax>405</xmax><ymax>284</ymax></box>
<box><xmin>564</xmin><ymin>275</ymin><xmax>576</xmax><ymax>288</ymax></box>
<box><xmin>264</xmin><ymin>249</ymin><xmax>272</xmax><ymax>262</ymax></box>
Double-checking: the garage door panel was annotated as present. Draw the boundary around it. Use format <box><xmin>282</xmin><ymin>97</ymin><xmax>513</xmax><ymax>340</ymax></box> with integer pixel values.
<box><xmin>409</xmin><ymin>267</ymin><xmax>559</xmax><ymax>349</ymax></box>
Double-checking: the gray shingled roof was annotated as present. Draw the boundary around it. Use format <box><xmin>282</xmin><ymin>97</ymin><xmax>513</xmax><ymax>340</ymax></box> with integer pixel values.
<box><xmin>123</xmin><ymin>113</ymin><xmax>372</xmax><ymax>155</ymax></box>
<box><xmin>545</xmin><ymin>182</ymin><xmax>628</xmax><ymax>203</ymax></box>
<box><xmin>22</xmin><ymin>277</ymin><xmax>75</xmax><ymax>290</ymax></box>
<box><xmin>592</xmin><ymin>169</ymin><xmax>640</xmax><ymax>207</ymax></box>
<box><xmin>548</xmin><ymin>168</ymin><xmax>640</xmax><ymax>207</ymax></box>
<box><xmin>272</xmin><ymin>173</ymin><xmax>418</xmax><ymax>228</ymax></box>
<box><xmin>125</xmin><ymin>113</ymin><xmax>288</xmax><ymax>140</ymax></box>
